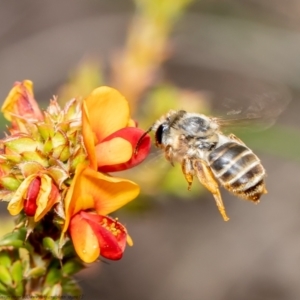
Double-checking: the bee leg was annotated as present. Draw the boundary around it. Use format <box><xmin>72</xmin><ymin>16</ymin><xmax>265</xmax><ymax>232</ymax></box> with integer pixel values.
<box><xmin>228</xmin><ymin>134</ymin><xmax>246</xmax><ymax>145</ymax></box>
<box><xmin>182</xmin><ymin>158</ymin><xmax>193</xmax><ymax>190</ymax></box>
<box><xmin>165</xmin><ymin>145</ymin><xmax>175</xmax><ymax>166</ymax></box>
<box><xmin>193</xmin><ymin>160</ymin><xmax>230</xmax><ymax>221</ymax></box>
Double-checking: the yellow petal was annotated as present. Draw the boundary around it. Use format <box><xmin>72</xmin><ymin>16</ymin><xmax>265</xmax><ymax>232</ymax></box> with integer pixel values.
<box><xmin>70</xmin><ymin>213</ymin><xmax>100</xmax><ymax>263</ymax></box>
<box><xmin>127</xmin><ymin>118</ymin><xmax>136</xmax><ymax>127</ymax></box>
<box><xmin>7</xmin><ymin>175</ymin><xmax>35</xmax><ymax>215</ymax></box>
<box><xmin>63</xmin><ymin>163</ymin><xmax>95</xmax><ymax>232</ymax></box>
<box><xmin>63</xmin><ymin>164</ymin><xmax>140</xmax><ymax>232</ymax></box>
<box><xmin>95</xmin><ymin>137</ymin><xmax>132</xmax><ymax>167</ymax></box>
<box><xmin>82</xmin><ymin>101</ymin><xmax>97</xmax><ymax>169</ymax></box>
<box><xmin>34</xmin><ymin>175</ymin><xmax>61</xmax><ymax>222</ymax></box>
<box><xmin>80</xmin><ymin>167</ymin><xmax>140</xmax><ymax>216</ymax></box>
<box><xmin>84</xmin><ymin>87</ymin><xmax>130</xmax><ymax>142</ymax></box>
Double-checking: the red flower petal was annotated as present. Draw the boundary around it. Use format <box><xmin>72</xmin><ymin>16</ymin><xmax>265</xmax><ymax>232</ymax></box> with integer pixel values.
<box><xmin>24</xmin><ymin>177</ymin><xmax>41</xmax><ymax>216</ymax></box>
<box><xmin>85</xmin><ymin>213</ymin><xmax>127</xmax><ymax>260</ymax></box>
<box><xmin>71</xmin><ymin>211</ymin><xmax>128</xmax><ymax>261</ymax></box>
<box><xmin>98</xmin><ymin>127</ymin><xmax>151</xmax><ymax>172</ymax></box>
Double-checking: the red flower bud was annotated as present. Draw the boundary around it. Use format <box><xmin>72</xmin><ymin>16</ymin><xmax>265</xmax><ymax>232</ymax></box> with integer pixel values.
<box><xmin>23</xmin><ymin>177</ymin><xmax>41</xmax><ymax>216</ymax></box>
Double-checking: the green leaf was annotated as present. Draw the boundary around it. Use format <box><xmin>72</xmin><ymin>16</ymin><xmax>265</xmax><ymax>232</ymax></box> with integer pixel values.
<box><xmin>26</xmin><ymin>267</ymin><xmax>46</xmax><ymax>279</ymax></box>
<box><xmin>60</xmin><ymin>239</ymin><xmax>76</xmax><ymax>258</ymax></box>
<box><xmin>62</xmin><ymin>259</ymin><xmax>84</xmax><ymax>276</ymax></box>
<box><xmin>0</xmin><ymin>176</ymin><xmax>21</xmax><ymax>191</ymax></box>
<box><xmin>45</xmin><ymin>267</ymin><xmax>62</xmax><ymax>286</ymax></box>
<box><xmin>2</xmin><ymin>154</ymin><xmax>21</xmax><ymax>163</ymax></box>
<box><xmin>37</xmin><ymin>123</ymin><xmax>54</xmax><ymax>140</ymax></box>
<box><xmin>0</xmin><ymin>251</ymin><xmax>12</xmax><ymax>268</ymax></box>
<box><xmin>0</xmin><ymin>229</ymin><xmax>26</xmax><ymax>246</ymax></box>
<box><xmin>0</xmin><ymin>265</ymin><xmax>12</xmax><ymax>286</ymax></box>
<box><xmin>11</xmin><ymin>260</ymin><xmax>23</xmax><ymax>283</ymax></box>
<box><xmin>22</xmin><ymin>150</ymin><xmax>48</xmax><ymax>167</ymax></box>
<box><xmin>43</xmin><ymin>237</ymin><xmax>61</xmax><ymax>259</ymax></box>
<box><xmin>0</xmin><ymin>281</ymin><xmax>8</xmax><ymax>294</ymax></box>
<box><xmin>11</xmin><ymin>261</ymin><xmax>24</xmax><ymax>297</ymax></box>
<box><xmin>61</xmin><ymin>277</ymin><xmax>82</xmax><ymax>298</ymax></box>
<box><xmin>5</xmin><ymin>137</ymin><xmax>40</xmax><ymax>153</ymax></box>
<box><xmin>52</xmin><ymin>130</ymin><xmax>67</xmax><ymax>149</ymax></box>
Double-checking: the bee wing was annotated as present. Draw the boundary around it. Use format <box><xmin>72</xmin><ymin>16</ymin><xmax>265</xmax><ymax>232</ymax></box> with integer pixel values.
<box><xmin>212</xmin><ymin>83</ymin><xmax>291</xmax><ymax>130</ymax></box>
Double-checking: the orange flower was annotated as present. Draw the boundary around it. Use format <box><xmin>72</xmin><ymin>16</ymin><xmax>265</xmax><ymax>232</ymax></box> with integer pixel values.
<box><xmin>82</xmin><ymin>86</ymin><xmax>150</xmax><ymax>171</ymax></box>
<box><xmin>63</xmin><ymin>164</ymin><xmax>138</xmax><ymax>263</ymax></box>
<box><xmin>70</xmin><ymin>212</ymin><xmax>130</xmax><ymax>261</ymax></box>
<box><xmin>1</xmin><ymin>80</ymin><xmax>43</xmax><ymax>132</ymax></box>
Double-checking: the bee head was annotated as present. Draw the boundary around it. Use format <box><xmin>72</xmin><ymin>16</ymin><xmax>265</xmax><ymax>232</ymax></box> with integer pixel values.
<box><xmin>154</xmin><ymin>123</ymin><xmax>168</xmax><ymax>147</ymax></box>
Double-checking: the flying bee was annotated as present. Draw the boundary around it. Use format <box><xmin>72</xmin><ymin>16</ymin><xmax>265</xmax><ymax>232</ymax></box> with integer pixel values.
<box><xmin>135</xmin><ymin>88</ymin><xmax>290</xmax><ymax>221</ymax></box>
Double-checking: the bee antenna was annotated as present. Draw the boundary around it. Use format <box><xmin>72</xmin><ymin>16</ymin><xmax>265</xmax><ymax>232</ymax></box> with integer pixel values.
<box><xmin>134</xmin><ymin>127</ymin><xmax>152</xmax><ymax>155</ymax></box>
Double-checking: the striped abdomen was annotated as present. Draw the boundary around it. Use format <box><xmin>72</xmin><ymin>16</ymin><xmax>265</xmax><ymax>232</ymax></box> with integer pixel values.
<box><xmin>208</xmin><ymin>142</ymin><xmax>266</xmax><ymax>201</ymax></box>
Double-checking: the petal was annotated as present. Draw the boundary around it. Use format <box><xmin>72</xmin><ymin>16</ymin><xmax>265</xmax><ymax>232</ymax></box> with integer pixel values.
<box><xmin>1</xmin><ymin>80</ymin><xmax>43</xmax><ymax>122</ymax></box>
<box><xmin>84</xmin><ymin>86</ymin><xmax>130</xmax><ymax>142</ymax></box>
<box><xmin>7</xmin><ymin>175</ymin><xmax>36</xmax><ymax>215</ymax></box>
<box><xmin>95</xmin><ymin>138</ymin><xmax>132</xmax><ymax>168</ymax></box>
<box><xmin>63</xmin><ymin>163</ymin><xmax>94</xmax><ymax>232</ymax></box>
<box><xmin>82</xmin><ymin>101</ymin><xmax>97</xmax><ymax>169</ymax></box>
<box><xmin>34</xmin><ymin>175</ymin><xmax>61</xmax><ymax>222</ymax></box>
<box><xmin>63</xmin><ymin>164</ymin><xmax>140</xmax><ymax>232</ymax></box>
<box><xmin>69</xmin><ymin>212</ymin><xmax>100</xmax><ymax>263</ymax></box>
<box><xmin>78</xmin><ymin>167</ymin><xmax>140</xmax><ymax>216</ymax></box>
<box><xmin>23</xmin><ymin>177</ymin><xmax>41</xmax><ymax>216</ymax></box>
<box><xmin>85</xmin><ymin>214</ymin><xmax>127</xmax><ymax>260</ymax></box>
<box><xmin>99</xmin><ymin>127</ymin><xmax>151</xmax><ymax>172</ymax></box>
<box><xmin>127</xmin><ymin>119</ymin><xmax>137</xmax><ymax>127</ymax></box>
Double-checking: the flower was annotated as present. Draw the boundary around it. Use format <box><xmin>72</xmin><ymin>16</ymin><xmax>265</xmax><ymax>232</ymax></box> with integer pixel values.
<box><xmin>63</xmin><ymin>164</ymin><xmax>138</xmax><ymax>263</ymax></box>
<box><xmin>1</xmin><ymin>80</ymin><xmax>43</xmax><ymax>133</ymax></box>
<box><xmin>70</xmin><ymin>212</ymin><xmax>131</xmax><ymax>262</ymax></box>
<box><xmin>7</xmin><ymin>173</ymin><xmax>61</xmax><ymax>222</ymax></box>
<box><xmin>63</xmin><ymin>87</ymin><xmax>151</xmax><ymax>262</ymax></box>
<box><xmin>82</xmin><ymin>86</ymin><xmax>151</xmax><ymax>172</ymax></box>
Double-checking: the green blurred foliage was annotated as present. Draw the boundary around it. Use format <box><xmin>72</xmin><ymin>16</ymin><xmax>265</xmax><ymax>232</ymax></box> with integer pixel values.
<box><xmin>237</xmin><ymin>125</ymin><xmax>300</xmax><ymax>162</ymax></box>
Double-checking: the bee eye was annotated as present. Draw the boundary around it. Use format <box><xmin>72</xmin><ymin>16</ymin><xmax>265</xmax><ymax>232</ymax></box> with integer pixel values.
<box><xmin>155</xmin><ymin>124</ymin><xmax>164</xmax><ymax>145</ymax></box>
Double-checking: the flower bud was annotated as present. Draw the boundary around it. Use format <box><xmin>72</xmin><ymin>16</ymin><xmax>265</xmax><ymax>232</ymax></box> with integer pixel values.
<box><xmin>1</xmin><ymin>80</ymin><xmax>43</xmax><ymax>132</ymax></box>
<box><xmin>23</xmin><ymin>177</ymin><xmax>41</xmax><ymax>216</ymax></box>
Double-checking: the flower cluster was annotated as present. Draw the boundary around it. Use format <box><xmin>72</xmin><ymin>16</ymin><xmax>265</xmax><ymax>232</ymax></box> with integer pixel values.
<box><xmin>0</xmin><ymin>80</ymin><xmax>151</xmax><ymax>263</ymax></box>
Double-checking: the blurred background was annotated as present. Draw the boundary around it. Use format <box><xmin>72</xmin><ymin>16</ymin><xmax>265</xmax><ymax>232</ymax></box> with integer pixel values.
<box><xmin>0</xmin><ymin>0</ymin><xmax>300</xmax><ymax>299</ymax></box>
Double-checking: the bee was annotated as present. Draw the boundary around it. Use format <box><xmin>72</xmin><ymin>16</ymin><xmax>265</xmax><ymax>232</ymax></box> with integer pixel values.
<box><xmin>135</xmin><ymin>89</ymin><xmax>290</xmax><ymax>221</ymax></box>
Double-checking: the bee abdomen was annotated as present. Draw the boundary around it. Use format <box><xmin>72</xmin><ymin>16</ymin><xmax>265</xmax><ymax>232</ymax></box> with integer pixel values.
<box><xmin>208</xmin><ymin>142</ymin><xmax>266</xmax><ymax>201</ymax></box>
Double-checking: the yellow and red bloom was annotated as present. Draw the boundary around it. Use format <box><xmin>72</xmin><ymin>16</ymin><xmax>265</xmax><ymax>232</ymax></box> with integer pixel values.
<box><xmin>63</xmin><ymin>164</ymin><xmax>138</xmax><ymax>263</ymax></box>
<box><xmin>70</xmin><ymin>212</ymin><xmax>130</xmax><ymax>261</ymax></box>
<box><xmin>82</xmin><ymin>86</ymin><xmax>150</xmax><ymax>172</ymax></box>
<box><xmin>1</xmin><ymin>80</ymin><xmax>43</xmax><ymax>133</ymax></box>
<box><xmin>63</xmin><ymin>87</ymin><xmax>151</xmax><ymax>263</ymax></box>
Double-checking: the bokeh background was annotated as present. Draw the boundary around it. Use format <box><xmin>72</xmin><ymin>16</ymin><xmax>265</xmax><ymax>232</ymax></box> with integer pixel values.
<box><xmin>0</xmin><ymin>0</ymin><xmax>300</xmax><ymax>299</ymax></box>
